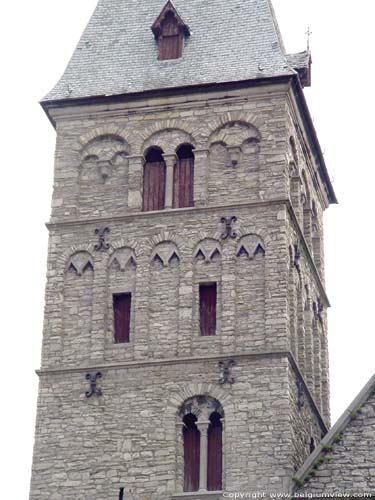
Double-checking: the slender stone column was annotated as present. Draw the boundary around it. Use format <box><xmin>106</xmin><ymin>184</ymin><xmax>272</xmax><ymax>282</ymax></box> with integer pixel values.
<box><xmin>175</xmin><ymin>422</ymin><xmax>186</xmax><ymax>493</ymax></box>
<box><xmin>193</xmin><ymin>149</ymin><xmax>210</xmax><ymax>207</ymax></box>
<box><xmin>163</xmin><ymin>154</ymin><xmax>177</xmax><ymax>209</ymax></box>
<box><xmin>127</xmin><ymin>155</ymin><xmax>144</xmax><ymax>210</ymax></box>
<box><xmin>197</xmin><ymin>420</ymin><xmax>210</xmax><ymax>492</ymax></box>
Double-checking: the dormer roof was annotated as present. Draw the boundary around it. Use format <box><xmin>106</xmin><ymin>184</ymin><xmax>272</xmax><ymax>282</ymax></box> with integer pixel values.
<box><xmin>151</xmin><ymin>0</ymin><xmax>190</xmax><ymax>38</ymax></box>
<box><xmin>42</xmin><ymin>0</ymin><xmax>310</xmax><ymax>102</ymax></box>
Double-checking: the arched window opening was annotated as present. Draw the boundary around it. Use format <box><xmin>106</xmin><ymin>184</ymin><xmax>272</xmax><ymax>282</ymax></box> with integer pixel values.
<box><xmin>183</xmin><ymin>413</ymin><xmax>200</xmax><ymax>492</ymax></box>
<box><xmin>173</xmin><ymin>144</ymin><xmax>195</xmax><ymax>208</ymax></box>
<box><xmin>143</xmin><ymin>148</ymin><xmax>166</xmax><ymax>212</ymax></box>
<box><xmin>207</xmin><ymin>412</ymin><xmax>223</xmax><ymax>491</ymax></box>
<box><xmin>180</xmin><ymin>396</ymin><xmax>224</xmax><ymax>493</ymax></box>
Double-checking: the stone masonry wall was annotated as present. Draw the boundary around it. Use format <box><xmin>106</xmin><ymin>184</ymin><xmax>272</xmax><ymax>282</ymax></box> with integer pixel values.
<box><xmin>31</xmin><ymin>84</ymin><xmax>331</xmax><ymax>498</ymax></box>
<box><xmin>296</xmin><ymin>391</ymin><xmax>375</xmax><ymax>495</ymax></box>
<box><xmin>30</xmin><ymin>355</ymin><xmax>307</xmax><ymax>500</ymax></box>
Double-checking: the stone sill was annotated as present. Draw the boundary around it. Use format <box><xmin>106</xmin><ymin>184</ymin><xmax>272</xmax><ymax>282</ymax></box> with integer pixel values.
<box><xmin>172</xmin><ymin>492</ymin><xmax>223</xmax><ymax>500</ymax></box>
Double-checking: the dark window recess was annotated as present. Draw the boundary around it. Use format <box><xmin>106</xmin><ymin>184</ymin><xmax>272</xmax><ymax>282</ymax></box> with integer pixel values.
<box><xmin>158</xmin><ymin>12</ymin><xmax>183</xmax><ymax>60</ymax></box>
<box><xmin>143</xmin><ymin>148</ymin><xmax>166</xmax><ymax>212</ymax></box>
<box><xmin>199</xmin><ymin>283</ymin><xmax>217</xmax><ymax>336</ymax></box>
<box><xmin>173</xmin><ymin>144</ymin><xmax>194</xmax><ymax>208</ymax></box>
<box><xmin>310</xmin><ymin>437</ymin><xmax>316</xmax><ymax>453</ymax></box>
<box><xmin>119</xmin><ymin>488</ymin><xmax>124</xmax><ymax>500</ymax></box>
<box><xmin>113</xmin><ymin>293</ymin><xmax>131</xmax><ymax>343</ymax></box>
<box><xmin>207</xmin><ymin>412</ymin><xmax>223</xmax><ymax>491</ymax></box>
<box><xmin>183</xmin><ymin>413</ymin><xmax>200</xmax><ymax>492</ymax></box>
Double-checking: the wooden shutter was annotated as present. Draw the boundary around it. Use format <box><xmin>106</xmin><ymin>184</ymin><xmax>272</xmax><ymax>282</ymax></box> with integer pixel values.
<box><xmin>199</xmin><ymin>283</ymin><xmax>217</xmax><ymax>336</ymax></box>
<box><xmin>159</xmin><ymin>14</ymin><xmax>183</xmax><ymax>60</ymax></box>
<box><xmin>113</xmin><ymin>294</ymin><xmax>131</xmax><ymax>343</ymax></box>
<box><xmin>143</xmin><ymin>161</ymin><xmax>166</xmax><ymax>211</ymax></box>
<box><xmin>173</xmin><ymin>157</ymin><xmax>194</xmax><ymax>208</ymax></box>
<box><xmin>207</xmin><ymin>413</ymin><xmax>223</xmax><ymax>491</ymax></box>
<box><xmin>183</xmin><ymin>416</ymin><xmax>200</xmax><ymax>492</ymax></box>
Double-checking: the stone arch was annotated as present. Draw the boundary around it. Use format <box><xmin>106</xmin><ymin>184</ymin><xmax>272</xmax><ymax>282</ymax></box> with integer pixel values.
<box><xmin>142</xmin><ymin>128</ymin><xmax>195</xmax><ymax>157</ymax></box>
<box><xmin>81</xmin><ymin>134</ymin><xmax>129</xmax><ymax>162</ymax></box>
<box><xmin>236</xmin><ymin>226</ymin><xmax>272</xmax><ymax>249</ymax></box>
<box><xmin>133</xmin><ymin>120</ymin><xmax>198</xmax><ymax>155</ymax></box>
<box><xmin>208</xmin><ymin>121</ymin><xmax>261</xmax><ymax>168</ymax></box>
<box><xmin>108</xmin><ymin>247</ymin><xmax>137</xmax><ymax>271</ymax></box>
<box><xmin>178</xmin><ymin>395</ymin><xmax>224</xmax><ymax>420</ymax></box>
<box><xmin>77</xmin><ymin>125</ymin><xmax>130</xmax><ymax>153</ymax></box>
<box><xmin>144</xmin><ymin>231</ymin><xmax>186</xmax><ymax>256</ymax></box>
<box><xmin>236</xmin><ymin>234</ymin><xmax>265</xmax><ymax>259</ymax></box>
<box><xmin>58</xmin><ymin>246</ymin><xmax>95</xmax><ymax>275</ymax></box>
<box><xmin>208</xmin><ymin>121</ymin><xmax>261</xmax><ymax>148</ymax></box>
<box><xmin>193</xmin><ymin>238</ymin><xmax>222</xmax><ymax>264</ymax></box>
<box><xmin>111</xmin><ymin>238</ymin><xmax>142</xmax><ymax>257</ymax></box>
<box><xmin>165</xmin><ymin>383</ymin><xmax>233</xmax><ymax>420</ymax></box>
<box><xmin>79</xmin><ymin>134</ymin><xmax>130</xmax><ymax>186</ymax></box>
<box><xmin>67</xmin><ymin>252</ymin><xmax>94</xmax><ymax>276</ymax></box>
<box><xmin>151</xmin><ymin>241</ymin><xmax>181</xmax><ymax>267</ymax></box>
<box><xmin>199</xmin><ymin>111</ymin><xmax>265</xmax><ymax>146</ymax></box>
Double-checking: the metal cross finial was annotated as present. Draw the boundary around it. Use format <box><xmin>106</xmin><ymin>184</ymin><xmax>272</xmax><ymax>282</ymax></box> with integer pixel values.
<box><xmin>305</xmin><ymin>26</ymin><xmax>312</xmax><ymax>51</ymax></box>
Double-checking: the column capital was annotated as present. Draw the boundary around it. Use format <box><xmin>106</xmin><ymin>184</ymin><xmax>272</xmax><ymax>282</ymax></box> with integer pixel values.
<box><xmin>162</xmin><ymin>153</ymin><xmax>178</xmax><ymax>166</ymax></box>
<box><xmin>194</xmin><ymin>148</ymin><xmax>210</xmax><ymax>159</ymax></box>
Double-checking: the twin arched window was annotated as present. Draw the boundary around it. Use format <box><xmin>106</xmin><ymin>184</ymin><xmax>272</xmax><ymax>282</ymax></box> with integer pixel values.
<box><xmin>181</xmin><ymin>397</ymin><xmax>223</xmax><ymax>492</ymax></box>
<box><xmin>143</xmin><ymin>145</ymin><xmax>194</xmax><ymax>212</ymax></box>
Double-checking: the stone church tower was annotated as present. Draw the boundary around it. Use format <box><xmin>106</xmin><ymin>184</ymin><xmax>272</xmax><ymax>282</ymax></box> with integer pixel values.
<box><xmin>30</xmin><ymin>1</ymin><xmax>337</xmax><ymax>498</ymax></box>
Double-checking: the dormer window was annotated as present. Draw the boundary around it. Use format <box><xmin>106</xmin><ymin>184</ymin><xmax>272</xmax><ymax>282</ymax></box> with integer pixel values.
<box><xmin>152</xmin><ymin>1</ymin><xmax>190</xmax><ymax>61</ymax></box>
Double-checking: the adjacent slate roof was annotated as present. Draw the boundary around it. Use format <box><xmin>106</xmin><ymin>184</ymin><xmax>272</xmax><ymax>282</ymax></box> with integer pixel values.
<box><xmin>294</xmin><ymin>373</ymin><xmax>375</xmax><ymax>495</ymax></box>
<box><xmin>43</xmin><ymin>0</ymin><xmax>306</xmax><ymax>102</ymax></box>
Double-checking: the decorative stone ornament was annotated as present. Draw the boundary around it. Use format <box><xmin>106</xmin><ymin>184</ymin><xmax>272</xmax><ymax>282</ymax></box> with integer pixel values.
<box><xmin>218</xmin><ymin>359</ymin><xmax>236</xmax><ymax>385</ymax></box>
<box><xmin>97</xmin><ymin>159</ymin><xmax>113</xmax><ymax>181</ymax></box>
<box><xmin>85</xmin><ymin>372</ymin><xmax>102</xmax><ymax>398</ymax></box>
<box><xmin>294</xmin><ymin>243</ymin><xmax>301</xmax><ymax>273</ymax></box>
<box><xmin>220</xmin><ymin>216</ymin><xmax>237</xmax><ymax>240</ymax></box>
<box><xmin>296</xmin><ymin>379</ymin><xmax>305</xmax><ymax>410</ymax></box>
<box><xmin>94</xmin><ymin>227</ymin><xmax>110</xmax><ymax>251</ymax></box>
<box><xmin>227</xmin><ymin>145</ymin><xmax>242</xmax><ymax>168</ymax></box>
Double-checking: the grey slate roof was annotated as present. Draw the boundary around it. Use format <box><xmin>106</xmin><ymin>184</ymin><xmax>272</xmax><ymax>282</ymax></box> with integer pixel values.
<box><xmin>43</xmin><ymin>0</ymin><xmax>305</xmax><ymax>102</ymax></box>
<box><xmin>294</xmin><ymin>372</ymin><xmax>375</xmax><ymax>490</ymax></box>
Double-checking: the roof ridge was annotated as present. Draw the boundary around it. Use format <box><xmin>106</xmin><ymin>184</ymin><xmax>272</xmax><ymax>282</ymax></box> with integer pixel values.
<box><xmin>293</xmin><ymin>372</ymin><xmax>375</xmax><ymax>491</ymax></box>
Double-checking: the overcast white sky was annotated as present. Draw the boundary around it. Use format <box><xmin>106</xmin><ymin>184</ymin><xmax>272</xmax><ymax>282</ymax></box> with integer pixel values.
<box><xmin>0</xmin><ymin>1</ymin><xmax>374</xmax><ymax>498</ymax></box>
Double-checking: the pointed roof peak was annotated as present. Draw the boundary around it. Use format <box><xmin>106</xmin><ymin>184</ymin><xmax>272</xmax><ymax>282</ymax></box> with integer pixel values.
<box><xmin>151</xmin><ymin>0</ymin><xmax>190</xmax><ymax>37</ymax></box>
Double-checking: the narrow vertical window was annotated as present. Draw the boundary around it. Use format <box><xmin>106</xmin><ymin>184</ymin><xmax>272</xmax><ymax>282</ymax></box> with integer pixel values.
<box><xmin>159</xmin><ymin>12</ymin><xmax>183</xmax><ymax>60</ymax></box>
<box><xmin>152</xmin><ymin>2</ymin><xmax>190</xmax><ymax>62</ymax></box>
<box><xmin>113</xmin><ymin>293</ymin><xmax>131</xmax><ymax>343</ymax></box>
<box><xmin>143</xmin><ymin>148</ymin><xmax>166</xmax><ymax>212</ymax></box>
<box><xmin>183</xmin><ymin>413</ymin><xmax>200</xmax><ymax>492</ymax></box>
<box><xmin>199</xmin><ymin>283</ymin><xmax>217</xmax><ymax>336</ymax></box>
<box><xmin>207</xmin><ymin>412</ymin><xmax>223</xmax><ymax>491</ymax></box>
<box><xmin>173</xmin><ymin>144</ymin><xmax>194</xmax><ymax>208</ymax></box>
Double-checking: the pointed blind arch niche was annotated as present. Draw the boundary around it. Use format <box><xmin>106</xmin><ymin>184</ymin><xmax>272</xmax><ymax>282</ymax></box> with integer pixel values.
<box><xmin>152</xmin><ymin>1</ymin><xmax>190</xmax><ymax>61</ymax></box>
